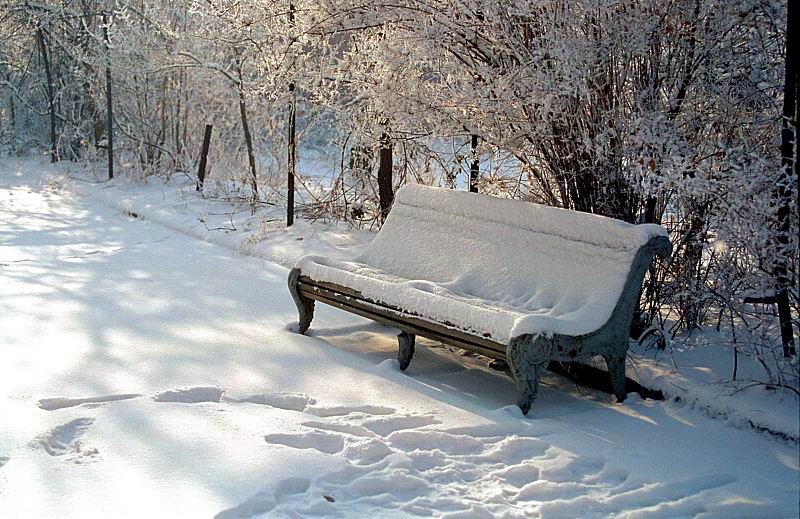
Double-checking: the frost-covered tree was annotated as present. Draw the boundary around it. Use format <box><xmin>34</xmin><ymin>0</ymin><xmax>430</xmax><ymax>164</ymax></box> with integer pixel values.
<box><xmin>0</xmin><ymin>0</ymin><xmax>795</xmax><ymax>379</ymax></box>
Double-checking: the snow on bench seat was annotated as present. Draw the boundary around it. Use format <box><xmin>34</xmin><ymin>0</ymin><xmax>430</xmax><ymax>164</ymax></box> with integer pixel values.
<box><xmin>295</xmin><ymin>184</ymin><xmax>667</xmax><ymax>344</ymax></box>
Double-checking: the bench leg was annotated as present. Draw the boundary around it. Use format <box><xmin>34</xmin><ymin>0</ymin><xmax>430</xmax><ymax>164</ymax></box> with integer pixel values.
<box><xmin>509</xmin><ymin>361</ymin><xmax>547</xmax><ymax>415</ymax></box>
<box><xmin>604</xmin><ymin>352</ymin><xmax>627</xmax><ymax>403</ymax></box>
<box><xmin>288</xmin><ymin>268</ymin><xmax>315</xmax><ymax>334</ymax></box>
<box><xmin>506</xmin><ymin>335</ymin><xmax>552</xmax><ymax>415</ymax></box>
<box><xmin>397</xmin><ymin>331</ymin><xmax>415</xmax><ymax>371</ymax></box>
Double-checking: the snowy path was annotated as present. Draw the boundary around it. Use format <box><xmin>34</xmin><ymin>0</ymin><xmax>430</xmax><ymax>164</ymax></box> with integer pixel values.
<box><xmin>0</xmin><ymin>161</ymin><xmax>797</xmax><ymax>518</ymax></box>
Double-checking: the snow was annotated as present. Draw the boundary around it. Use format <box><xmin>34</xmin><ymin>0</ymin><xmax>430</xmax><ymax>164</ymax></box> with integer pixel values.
<box><xmin>297</xmin><ymin>184</ymin><xmax>667</xmax><ymax>342</ymax></box>
<box><xmin>630</xmin><ymin>339</ymin><xmax>800</xmax><ymax>442</ymax></box>
<box><xmin>38</xmin><ymin>163</ymin><xmax>375</xmax><ymax>270</ymax></box>
<box><xmin>0</xmin><ymin>158</ymin><xmax>797</xmax><ymax>518</ymax></box>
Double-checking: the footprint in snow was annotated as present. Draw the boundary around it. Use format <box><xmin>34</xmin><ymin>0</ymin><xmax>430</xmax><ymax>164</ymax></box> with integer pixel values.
<box><xmin>264</xmin><ymin>431</ymin><xmax>345</xmax><ymax>455</ymax></box>
<box><xmin>152</xmin><ymin>386</ymin><xmax>225</xmax><ymax>403</ymax></box>
<box><xmin>359</xmin><ymin>413</ymin><xmax>441</xmax><ymax>437</ymax></box>
<box><xmin>386</xmin><ymin>429</ymin><xmax>484</xmax><ymax>455</ymax></box>
<box><xmin>534</xmin><ymin>472</ymin><xmax>739</xmax><ymax>517</ymax></box>
<box><xmin>149</xmin><ymin>388</ymin><xmax>397</xmax><ymax>421</ymax></box>
<box><xmin>31</xmin><ymin>418</ymin><xmax>99</xmax><ymax>463</ymax></box>
<box><xmin>304</xmin><ymin>404</ymin><xmax>395</xmax><ymax>418</ymax></box>
<box><xmin>227</xmin><ymin>392</ymin><xmax>316</xmax><ymax>412</ymax></box>
<box><xmin>0</xmin><ymin>456</ymin><xmax>9</xmax><ymax>468</ymax></box>
<box><xmin>301</xmin><ymin>420</ymin><xmax>376</xmax><ymax>438</ymax></box>
<box><xmin>215</xmin><ymin>477</ymin><xmax>311</xmax><ymax>519</ymax></box>
<box><xmin>222</xmin><ymin>396</ymin><xmax>742</xmax><ymax>519</ymax></box>
<box><xmin>539</xmin><ymin>454</ymin><xmax>606</xmax><ymax>484</ymax></box>
<box><xmin>476</xmin><ymin>435</ymin><xmax>550</xmax><ymax>464</ymax></box>
<box><xmin>38</xmin><ymin>393</ymin><xmax>142</xmax><ymax>411</ymax></box>
<box><xmin>152</xmin><ymin>388</ymin><xmax>319</xmax><ymax>413</ymax></box>
<box><xmin>342</xmin><ymin>439</ymin><xmax>395</xmax><ymax>466</ymax></box>
<box><xmin>494</xmin><ymin>463</ymin><xmax>542</xmax><ymax>489</ymax></box>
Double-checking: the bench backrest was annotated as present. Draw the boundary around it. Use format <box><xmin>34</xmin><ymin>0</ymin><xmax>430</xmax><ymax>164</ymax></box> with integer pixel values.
<box><xmin>356</xmin><ymin>184</ymin><xmax>669</xmax><ymax>337</ymax></box>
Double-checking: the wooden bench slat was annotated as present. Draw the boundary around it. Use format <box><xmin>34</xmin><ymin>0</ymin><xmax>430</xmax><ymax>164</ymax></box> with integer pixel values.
<box><xmin>298</xmin><ymin>279</ymin><xmax>506</xmax><ymax>358</ymax></box>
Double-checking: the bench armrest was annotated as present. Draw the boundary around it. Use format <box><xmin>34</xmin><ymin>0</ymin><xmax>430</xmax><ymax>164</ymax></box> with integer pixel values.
<box><xmin>648</xmin><ymin>235</ymin><xmax>672</xmax><ymax>260</ymax></box>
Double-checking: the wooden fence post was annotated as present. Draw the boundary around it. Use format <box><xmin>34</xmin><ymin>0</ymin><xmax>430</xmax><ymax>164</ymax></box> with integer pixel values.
<box><xmin>469</xmin><ymin>134</ymin><xmax>479</xmax><ymax>193</ymax></box>
<box><xmin>197</xmin><ymin>124</ymin><xmax>213</xmax><ymax>191</ymax></box>
<box><xmin>102</xmin><ymin>13</ymin><xmax>113</xmax><ymax>180</ymax></box>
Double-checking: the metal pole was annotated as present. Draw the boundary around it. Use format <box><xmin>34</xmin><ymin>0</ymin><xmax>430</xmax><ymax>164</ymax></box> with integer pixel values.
<box><xmin>287</xmin><ymin>2</ymin><xmax>296</xmax><ymax>227</ymax></box>
<box><xmin>103</xmin><ymin>13</ymin><xmax>113</xmax><ymax>180</ymax></box>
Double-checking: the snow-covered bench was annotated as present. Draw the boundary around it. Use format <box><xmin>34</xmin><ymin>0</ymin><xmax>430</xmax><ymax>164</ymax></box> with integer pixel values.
<box><xmin>288</xmin><ymin>185</ymin><xmax>671</xmax><ymax>413</ymax></box>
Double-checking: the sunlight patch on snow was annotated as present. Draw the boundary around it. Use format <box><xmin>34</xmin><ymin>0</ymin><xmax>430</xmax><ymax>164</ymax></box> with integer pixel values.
<box><xmin>776</xmin><ymin>451</ymin><xmax>800</xmax><ymax>471</ymax></box>
<box><xmin>606</xmin><ymin>402</ymin><xmax>659</xmax><ymax>426</ymax></box>
<box><xmin>663</xmin><ymin>402</ymin><xmax>699</xmax><ymax>427</ymax></box>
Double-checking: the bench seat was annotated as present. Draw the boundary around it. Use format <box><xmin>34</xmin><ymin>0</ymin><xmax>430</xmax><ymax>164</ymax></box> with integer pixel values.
<box><xmin>288</xmin><ymin>184</ymin><xmax>671</xmax><ymax>413</ymax></box>
<box><xmin>296</xmin><ymin>254</ymin><xmax>625</xmax><ymax>346</ymax></box>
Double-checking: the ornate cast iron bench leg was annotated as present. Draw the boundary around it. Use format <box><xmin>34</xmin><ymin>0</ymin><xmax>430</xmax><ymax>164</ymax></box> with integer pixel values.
<box><xmin>506</xmin><ymin>335</ymin><xmax>552</xmax><ymax>415</ymax></box>
<box><xmin>509</xmin><ymin>361</ymin><xmax>547</xmax><ymax>415</ymax></box>
<box><xmin>398</xmin><ymin>331</ymin><xmax>415</xmax><ymax>371</ymax></box>
<box><xmin>604</xmin><ymin>352</ymin><xmax>627</xmax><ymax>402</ymax></box>
<box><xmin>288</xmin><ymin>268</ymin><xmax>315</xmax><ymax>334</ymax></box>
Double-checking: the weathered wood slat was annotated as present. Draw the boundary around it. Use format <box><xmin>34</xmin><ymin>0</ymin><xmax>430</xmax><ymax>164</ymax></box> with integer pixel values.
<box><xmin>299</xmin><ymin>277</ymin><xmax>505</xmax><ymax>350</ymax></box>
<box><xmin>298</xmin><ymin>281</ymin><xmax>506</xmax><ymax>359</ymax></box>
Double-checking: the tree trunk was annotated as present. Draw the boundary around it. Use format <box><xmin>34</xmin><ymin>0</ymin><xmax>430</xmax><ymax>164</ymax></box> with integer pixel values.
<box><xmin>35</xmin><ymin>27</ymin><xmax>57</xmax><ymax>163</ymax></box>
<box><xmin>235</xmin><ymin>53</ymin><xmax>258</xmax><ymax>207</ymax></box>
<box><xmin>776</xmin><ymin>0</ymin><xmax>798</xmax><ymax>357</ymax></box>
<box><xmin>378</xmin><ymin>133</ymin><xmax>394</xmax><ymax>222</ymax></box>
<box><xmin>6</xmin><ymin>70</ymin><xmax>16</xmax><ymax>154</ymax></box>
<box><xmin>680</xmin><ymin>202</ymin><xmax>708</xmax><ymax>330</ymax></box>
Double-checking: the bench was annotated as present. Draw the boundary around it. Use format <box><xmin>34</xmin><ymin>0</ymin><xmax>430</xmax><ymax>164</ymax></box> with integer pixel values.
<box><xmin>288</xmin><ymin>184</ymin><xmax>671</xmax><ymax>413</ymax></box>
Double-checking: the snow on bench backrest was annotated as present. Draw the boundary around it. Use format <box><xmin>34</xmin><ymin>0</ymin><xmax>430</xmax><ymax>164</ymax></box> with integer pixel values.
<box><xmin>355</xmin><ymin>184</ymin><xmax>668</xmax><ymax>338</ymax></box>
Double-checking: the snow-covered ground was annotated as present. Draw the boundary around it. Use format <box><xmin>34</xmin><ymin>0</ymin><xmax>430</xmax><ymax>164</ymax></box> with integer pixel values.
<box><xmin>0</xmin><ymin>157</ymin><xmax>797</xmax><ymax>518</ymax></box>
